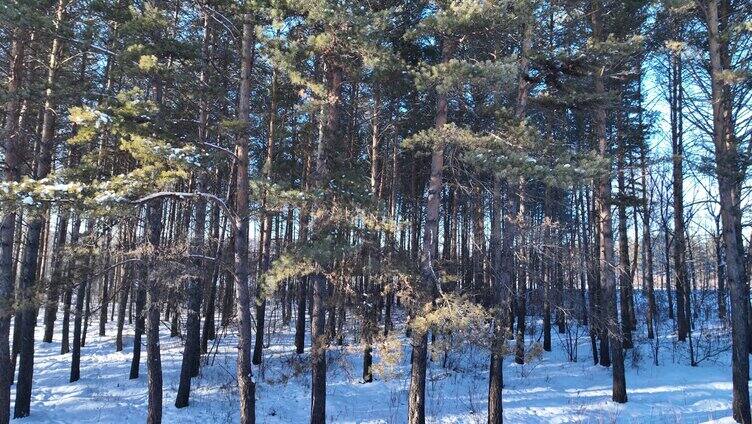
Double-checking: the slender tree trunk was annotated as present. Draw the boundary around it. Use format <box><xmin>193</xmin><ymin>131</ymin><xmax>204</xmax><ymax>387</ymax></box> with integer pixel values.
<box><xmin>130</xmin><ymin>263</ymin><xmax>147</xmax><ymax>379</ymax></box>
<box><xmin>61</xmin><ymin>286</ymin><xmax>72</xmax><ymax>354</ymax></box>
<box><xmin>99</xmin><ymin>229</ymin><xmax>112</xmax><ymax>336</ymax></box>
<box><xmin>670</xmin><ymin>42</ymin><xmax>689</xmax><ymax>342</ymax></box>
<box><xmin>362</xmin><ymin>84</ymin><xmax>381</xmax><ymax>383</ymax></box>
<box><xmin>510</xmin><ymin>16</ymin><xmax>532</xmax><ymax>369</ymax></box>
<box><xmin>115</xmin><ymin>246</ymin><xmax>131</xmax><ymax>352</ymax></box>
<box><xmin>0</xmin><ymin>26</ymin><xmax>26</xmax><ymax>424</ymax></box>
<box><xmin>408</xmin><ymin>38</ymin><xmax>452</xmax><ymax>424</ymax></box>
<box><xmin>586</xmin><ymin>190</ymin><xmax>601</xmax><ymax>364</ymax></box>
<box><xmin>309</xmin><ymin>57</ymin><xmax>343</xmax><ymax>424</ymax></box>
<box><xmin>201</xmin><ymin>202</ymin><xmax>223</xmax><ymax>353</ymax></box>
<box><xmin>487</xmin><ymin>174</ymin><xmax>509</xmax><ymax>424</ymax></box>
<box><xmin>310</xmin><ymin>273</ymin><xmax>328</xmax><ymax>423</ymax></box>
<box><xmin>640</xmin><ymin>138</ymin><xmax>657</xmax><ymax>339</ymax></box>
<box><xmin>70</xmin><ymin>218</ymin><xmax>85</xmax><ymax>383</ymax></box>
<box><xmin>233</xmin><ymin>14</ymin><xmax>257</xmax><ymax>424</ymax></box>
<box><xmin>14</xmin><ymin>2</ymin><xmax>66</xmax><ymax>414</ymax></box>
<box><xmin>295</xmin><ymin>142</ymin><xmax>313</xmax><ymax>355</ymax></box>
<box><xmin>716</xmin><ymin>218</ymin><xmax>726</xmax><ymax>319</ymax></box>
<box><xmin>543</xmin><ymin>188</ymin><xmax>553</xmax><ymax>352</ymax></box>
<box><xmin>43</xmin><ymin>211</ymin><xmax>68</xmax><ymax>342</ymax></box>
<box><xmin>81</xmin><ymin>276</ymin><xmax>92</xmax><ymax>347</ymax></box>
<box><xmin>295</xmin><ymin>276</ymin><xmax>308</xmax><ymax>354</ymax></box>
<box><xmin>176</xmin><ymin>10</ymin><xmax>212</xmax><ymax>406</ymax></box>
<box><xmin>663</xmin><ymin>212</ymin><xmax>674</xmax><ymax>320</ymax></box>
<box><xmin>616</xmin><ymin>113</ymin><xmax>633</xmax><ymax>349</ymax></box>
<box><xmin>705</xmin><ymin>0</ymin><xmax>749</xmax><ymax>420</ymax></box>
<box><xmin>253</xmin><ymin>68</ymin><xmax>278</xmax><ymax>366</ymax></box>
<box><xmin>591</xmin><ymin>0</ymin><xmax>626</xmax><ymax>403</ymax></box>
<box><xmin>145</xmin><ymin>201</ymin><xmax>163</xmax><ymax>424</ymax></box>
<box><xmin>514</xmin><ymin>183</ymin><xmax>527</xmax><ymax>366</ymax></box>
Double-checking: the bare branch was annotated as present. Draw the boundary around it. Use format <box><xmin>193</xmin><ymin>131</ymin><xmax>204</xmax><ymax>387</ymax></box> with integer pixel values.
<box><xmin>133</xmin><ymin>191</ymin><xmax>238</xmax><ymax>228</ymax></box>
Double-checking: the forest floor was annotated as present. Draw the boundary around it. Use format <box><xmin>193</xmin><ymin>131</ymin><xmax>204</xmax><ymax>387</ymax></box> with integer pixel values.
<box><xmin>8</xmin><ymin>302</ymin><xmax>740</xmax><ymax>423</ymax></box>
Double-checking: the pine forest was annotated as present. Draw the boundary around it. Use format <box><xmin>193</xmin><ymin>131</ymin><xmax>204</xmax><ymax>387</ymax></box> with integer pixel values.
<box><xmin>1</xmin><ymin>0</ymin><xmax>752</xmax><ymax>422</ymax></box>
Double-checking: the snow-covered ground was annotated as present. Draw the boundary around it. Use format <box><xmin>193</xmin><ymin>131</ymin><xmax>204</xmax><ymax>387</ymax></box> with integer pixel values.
<box><xmin>8</xmin><ymin>306</ymin><xmax>741</xmax><ymax>423</ymax></box>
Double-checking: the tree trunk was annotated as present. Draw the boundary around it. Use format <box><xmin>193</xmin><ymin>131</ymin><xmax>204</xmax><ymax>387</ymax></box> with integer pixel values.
<box><xmin>408</xmin><ymin>38</ymin><xmax>452</xmax><ymax>424</ymax></box>
<box><xmin>309</xmin><ymin>57</ymin><xmax>343</xmax><ymax>424</ymax></box>
<box><xmin>591</xmin><ymin>0</ymin><xmax>626</xmax><ymax>403</ymax></box>
<box><xmin>253</xmin><ymin>68</ymin><xmax>277</xmax><ymax>366</ymax></box>
<box><xmin>663</xmin><ymin>212</ymin><xmax>674</xmax><ymax>320</ymax></box>
<box><xmin>176</xmin><ymin>11</ymin><xmax>211</xmax><ymax>406</ymax></box>
<box><xmin>362</xmin><ymin>84</ymin><xmax>381</xmax><ymax>383</ymax></box>
<box><xmin>43</xmin><ymin>211</ymin><xmax>68</xmax><ymax>342</ymax></box>
<box><xmin>715</xmin><ymin>218</ymin><xmax>726</xmax><ymax>319</ymax></box>
<box><xmin>640</xmin><ymin>138</ymin><xmax>657</xmax><ymax>340</ymax></box>
<box><xmin>510</xmin><ymin>16</ymin><xmax>532</xmax><ymax>368</ymax></box>
<box><xmin>130</xmin><ymin>264</ymin><xmax>147</xmax><ymax>379</ymax></box>
<box><xmin>0</xmin><ymin>25</ymin><xmax>26</xmax><ymax>424</ymax></box>
<box><xmin>201</xmin><ymin>202</ymin><xmax>223</xmax><ymax>353</ymax></box>
<box><xmin>233</xmin><ymin>14</ymin><xmax>257</xmax><ymax>424</ymax></box>
<box><xmin>59</xmin><ymin>280</ymin><xmax>73</xmax><ymax>349</ymax></box>
<box><xmin>69</xmin><ymin>218</ymin><xmax>85</xmax><ymax>383</ymax></box>
<box><xmin>115</xmin><ymin>258</ymin><xmax>131</xmax><ymax>352</ymax></box>
<box><xmin>310</xmin><ymin>274</ymin><xmax>328</xmax><ymax>423</ymax></box>
<box><xmin>543</xmin><ymin>188</ymin><xmax>553</xmax><ymax>352</ymax></box>
<box><xmin>14</xmin><ymin>2</ymin><xmax>66</xmax><ymax>415</ymax></box>
<box><xmin>487</xmin><ymin>174</ymin><xmax>510</xmax><ymax>424</ymax></box>
<box><xmin>514</xmin><ymin>183</ymin><xmax>527</xmax><ymax>366</ymax></box>
<box><xmin>670</xmin><ymin>42</ymin><xmax>689</xmax><ymax>342</ymax></box>
<box><xmin>99</xmin><ymin>228</ymin><xmax>112</xmax><ymax>336</ymax></box>
<box><xmin>616</xmin><ymin>113</ymin><xmax>633</xmax><ymax>349</ymax></box>
<box><xmin>145</xmin><ymin>200</ymin><xmax>163</xmax><ymax>424</ymax></box>
<box><xmin>81</xmin><ymin>275</ymin><xmax>92</xmax><ymax>347</ymax></box>
<box><xmin>705</xmin><ymin>0</ymin><xmax>749</xmax><ymax>420</ymax></box>
<box><xmin>295</xmin><ymin>139</ymin><xmax>313</xmax><ymax>355</ymax></box>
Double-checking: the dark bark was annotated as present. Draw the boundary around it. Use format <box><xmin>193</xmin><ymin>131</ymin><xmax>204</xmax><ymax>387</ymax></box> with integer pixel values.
<box><xmin>81</xmin><ymin>276</ymin><xmax>92</xmax><ymax>347</ymax></box>
<box><xmin>43</xmin><ymin>211</ymin><xmax>68</xmax><ymax>343</ymax></box>
<box><xmin>176</xmin><ymin>10</ymin><xmax>211</xmax><ymax>406</ymax></box>
<box><xmin>487</xmin><ymin>174</ymin><xmax>510</xmax><ymax>424</ymax></box>
<box><xmin>640</xmin><ymin>140</ymin><xmax>657</xmax><ymax>340</ymax></box>
<box><xmin>115</xmin><ymin>262</ymin><xmax>131</xmax><ymax>352</ymax></box>
<box><xmin>145</xmin><ymin>200</ymin><xmax>164</xmax><ymax>424</ymax></box>
<box><xmin>0</xmin><ymin>26</ymin><xmax>26</xmax><ymax>424</ymax></box>
<box><xmin>61</xmin><ymin>286</ymin><xmax>72</xmax><ymax>354</ymax></box>
<box><xmin>408</xmin><ymin>38</ymin><xmax>452</xmax><ymax>424</ymax></box>
<box><xmin>201</xmin><ymin>202</ymin><xmax>223</xmax><ymax>353</ymax></box>
<box><xmin>670</xmin><ymin>45</ymin><xmax>689</xmax><ymax>342</ymax></box>
<box><xmin>253</xmin><ymin>69</ymin><xmax>278</xmax><ymax>366</ymax></box>
<box><xmin>591</xmin><ymin>0</ymin><xmax>626</xmax><ymax>403</ymax></box>
<box><xmin>514</xmin><ymin>183</ymin><xmax>527</xmax><ymax>366</ymax></box>
<box><xmin>704</xmin><ymin>0</ymin><xmax>749</xmax><ymax>420</ymax></box>
<box><xmin>233</xmin><ymin>14</ymin><xmax>257</xmax><ymax>424</ymax></box>
<box><xmin>14</xmin><ymin>2</ymin><xmax>66</xmax><ymax>412</ymax></box>
<box><xmin>99</xmin><ymin>229</ymin><xmax>112</xmax><ymax>337</ymax></box>
<box><xmin>310</xmin><ymin>275</ymin><xmax>327</xmax><ymax>423</ymax></box>
<box><xmin>543</xmin><ymin>189</ymin><xmax>553</xmax><ymax>353</ymax></box>
<box><xmin>69</xmin><ymin>219</ymin><xmax>85</xmax><ymax>383</ymax></box>
<box><xmin>295</xmin><ymin>142</ymin><xmax>313</xmax><ymax>355</ymax></box>
<box><xmin>129</xmin><ymin>267</ymin><xmax>147</xmax><ymax>380</ymax></box>
<box><xmin>295</xmin><ymin>277</ymin><xmax>308</xmax><ymax>354</ymax></box>
<box><xmin>616</xmin><ymin>116</ymin><xmax>633</xmax><ymax>349</ymax></box>
<box><xmin>716</xmin><ymin>218</ymin><xmax>726</xmax><ymax>319</ymax></box>
<box><xmin>309</xmin><ymin>58</ymin><xmax>343</xmax><ymax>424</ymax></box>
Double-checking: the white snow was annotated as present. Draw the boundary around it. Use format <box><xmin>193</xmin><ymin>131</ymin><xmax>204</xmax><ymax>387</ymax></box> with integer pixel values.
<box><xmin>8</xmin><ymin>305</ymin><xmax>742</xmax><ymax>423</ymax></box>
